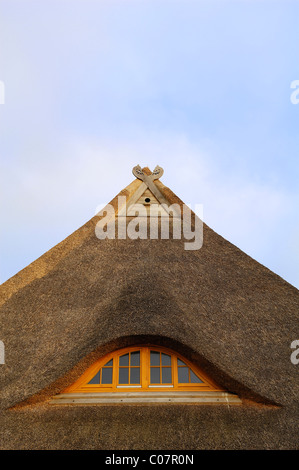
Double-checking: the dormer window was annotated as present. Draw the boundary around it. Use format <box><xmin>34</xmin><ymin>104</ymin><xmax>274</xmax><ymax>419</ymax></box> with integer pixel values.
<box><xmin>50</xmin><ymin>346</ymin><xmax>241</xmax><ymax>405</ymax></box>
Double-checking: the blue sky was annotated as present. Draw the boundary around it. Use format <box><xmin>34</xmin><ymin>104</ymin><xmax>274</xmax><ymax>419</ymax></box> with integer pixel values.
<box><xmin>0</xmin><ymin>0</ymin><xmax>299</xmax><ymax>288</ymax></box>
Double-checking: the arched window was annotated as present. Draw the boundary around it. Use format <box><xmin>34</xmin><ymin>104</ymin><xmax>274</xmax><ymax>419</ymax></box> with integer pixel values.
<box><xmin>50</xmin><ymin>346</ymin><xmax>241</xmax><ymax>404</ymax></box>
<box><xmin>51</xmin><ymin>346</ymin><xmax>241</xmax><ymax>404</ymax></box>
<box><xmin>64</xmin><ymin>346</ymin><xmax>220</xmax><ymax>393</ymax></box>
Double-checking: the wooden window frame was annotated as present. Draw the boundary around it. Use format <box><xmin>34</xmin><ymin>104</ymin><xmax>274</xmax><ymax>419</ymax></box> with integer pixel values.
<box><xmin>64</xmin><ymin>345</ymin><xmax>223</xmax><ymax>393</ymax></box>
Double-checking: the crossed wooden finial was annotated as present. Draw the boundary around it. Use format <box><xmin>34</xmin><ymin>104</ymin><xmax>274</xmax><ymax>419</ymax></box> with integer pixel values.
<box><xmin>132</xmin><ymin>165</ymin><xmax>165</xmax><ymax>203</ymax></box>
<box><xmin>119</xmin><ymin>164</ymin><xmax>180</xmax><ymax>218</ymax></box>
<box><xmin>132</xmin><ymin>165</ymin><xmax>164</xmax><ymax>182</ymax></box>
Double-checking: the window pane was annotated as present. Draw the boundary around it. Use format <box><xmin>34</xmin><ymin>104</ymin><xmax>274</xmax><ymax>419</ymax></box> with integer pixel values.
<box><xmin>150</xmin><ymin>351</ymin><xmax>160</xmax><ymax>366</ymax></box>
<box><xmin>150</xmin><ymin>367</ymin><xmax>160</xmax><ymax>383</ymax></box>
<box><xmin>102</xmin><ymin>368</ymin><xmax>113</xmax><ymax>384</ymax></box>
<box><xmin>119</xmin><ymin>354</ymin><xmax>129</xmax><ymax>366</ymax></box>
<box><xmin>130</xmin><ymin>368</ymin><xmax>140</xmax><ymax>384</ymax></box>
<box><xmin>130</xmin><ymin>351</ymin><xmax>140</xmax><ymax>366</ymax></box>
<box><xmin>161</xmin><ymin>353</ymin><xmax>171</xmax><ymax>366</ymax></box>
<box><xmin>162</xmin><ymin>367</ymin><xmax>172</xmax><ymax>383</ymax></box>
<box><xmin>177</xmin><ymin>358</ymin><xmax>186</xmax><ymax>366</ymax></box>
<box><xmin>190</xmin><ymin>370</ymin><xmax>203</xmax><ymax>383</ymax></box>
<box><xmin>119</xmin><ymin>367</ymin><xmax>129</xmax><ymax>384</ymax></box>
<box><xmin>88</xmin><ymin>371</ymin><xmax>100</xmax><ymax>385</ymax></box>
<box><xmin>104</xmin><ymin>359</ymin><xmax>113</xmax><ymax>367</ymax></box>
<box><xmin>178</xmin><ymin>366</ymin><xmax>189</xmax><ymax>383</ymax></box>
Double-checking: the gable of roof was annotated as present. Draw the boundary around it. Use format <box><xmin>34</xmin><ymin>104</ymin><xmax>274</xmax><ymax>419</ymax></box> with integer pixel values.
<box><xmin>0</xmin><ymin>167</ymin><xmax>298</xmax><ymax>413</ymax></box>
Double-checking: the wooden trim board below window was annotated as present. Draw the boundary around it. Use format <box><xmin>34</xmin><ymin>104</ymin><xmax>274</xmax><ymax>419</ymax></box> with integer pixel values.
<box><xmin>50</xmin><ymin>391</ymin><xmax>242</xmax><ymax>405</ymax></box>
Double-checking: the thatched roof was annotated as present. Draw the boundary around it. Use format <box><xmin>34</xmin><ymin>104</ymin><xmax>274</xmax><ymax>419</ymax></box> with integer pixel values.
<box><xmin>0</xmin><ymin>167</ymin><xmax>298</xmax><ymax>450</ymax></box>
